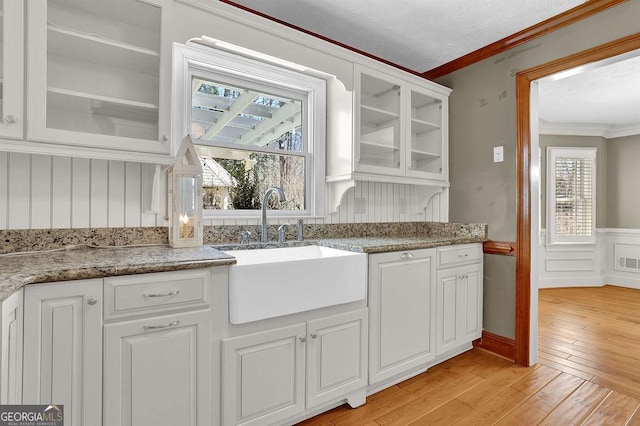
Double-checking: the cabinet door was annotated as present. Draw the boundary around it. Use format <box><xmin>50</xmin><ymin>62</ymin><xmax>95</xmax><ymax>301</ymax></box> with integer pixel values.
<box><xmin>369</xmin><ymin>249</ymin><xmax>436</xmax><ymax>384</ymax></box>
<box><xmin>23</xmin><ymin>280</ymin><xmax>102</xmax><ymax>426</ymax></box>
<box><xmin>222</xmin><ymin>324</ymin><xmax>306</xmax><ymax>426</ymax></box>
<box><xmin>0</xmin><ymin>290</ymin><xmax>23</xmax><ymax>404</ymax></box>
<box><xmin>459</xmin><ymin>265</ymin><xmax>483</xmax><ymax>342</ymax></box>
<box><xmin>435</xmin><ymin>269</ymin><xmax>459</xmax><ymax>355</ymax></box>
<box><xmin>26</xmin><ymin>0</ymin><xmax>173</xmax><ymax>160</ymax></box>
<box><xmin>406</xmin><ymin>85</ymin><xmax>448</xmax><ymax>181</ymax></box>
<box><xmin>436</xmin><ymin>263</ymin><xmax>483</xmax><ymax>355</ymax></box>
<box><xmin>354</xmin><ymin>65</ymin><xmax>406</xmax><ymax>176</ymax></box>
<box><xmin>306</xmin><ymin>309</ymin><xmax>368</xmax><ymax>408</ymax></box>
<box><xmin>104</xmin><ymin>310</ymin><xmax>211</xmax><ymax>426</ymax></box>
<box><xmin>0</xmin><ymin>0</ymin><xmax>24</xmax><ymax>139</ymax></box>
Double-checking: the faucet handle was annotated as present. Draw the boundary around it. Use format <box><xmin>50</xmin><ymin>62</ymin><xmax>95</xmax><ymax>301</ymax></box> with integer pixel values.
<box><xmin>240</xmin><ymin>230</ymin><xmax>252</xmax><ymax>244</ymax></box>
<box><xmin>297</xmin><ymin>219</ymin><xmax>304</xmax><ymax>241</ymax></box>
<box><xmin>277</xmin><ymin>223</ymin><xmax>290</xmax><ymax>243</ymax></box>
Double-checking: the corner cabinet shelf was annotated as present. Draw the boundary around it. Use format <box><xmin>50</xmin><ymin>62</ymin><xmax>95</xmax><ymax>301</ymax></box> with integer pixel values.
<box><xmin>21</xmin><ymin>0</ymin><xmax>174</xmax><ymax>164</ymax></box>
<box><xmin>326</xmin><ymin>64</ymin><xmax>451</xmax><ymax>212</ymax></box>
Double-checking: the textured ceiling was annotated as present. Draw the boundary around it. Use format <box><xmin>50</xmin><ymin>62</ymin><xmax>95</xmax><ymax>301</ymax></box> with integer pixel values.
<box><xmin>227</xmin><ymin>0</ymin><xmax>586</xmax><ymax>72</ymax></box>
<box><xmin>539</xmin><ymin>51</ymin><xmax>640</xmax><ymax>131</ymax></box>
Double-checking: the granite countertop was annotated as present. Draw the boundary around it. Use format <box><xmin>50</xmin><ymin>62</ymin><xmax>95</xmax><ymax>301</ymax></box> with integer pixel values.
<box><xmin>0</xmin><ymin>234</ymin><xmax>486</xmax><ymax>303</ymax></box>
<box><xmin>311</xmin><ymin>236</ymin><xmax>485</xmax><ymax>253</ymax></box>
<box><xmin>0</xmin><ymin>245</ymin><xmax>236</xmax><ymax>302</ymax></box>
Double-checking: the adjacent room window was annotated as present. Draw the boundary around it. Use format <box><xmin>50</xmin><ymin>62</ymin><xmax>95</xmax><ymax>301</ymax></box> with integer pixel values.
<box><xmin>174</xmin><ymin>42</ymin><xmax>326</xmax><ymax>217</ymax></box>
<box><xmin>546</xmin><ymin>147</ymin><xmax>597</xmax><ymax>244</ymax></box>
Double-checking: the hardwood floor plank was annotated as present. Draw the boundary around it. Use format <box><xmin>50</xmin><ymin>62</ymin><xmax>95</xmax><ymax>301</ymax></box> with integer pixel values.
<box><xmin>581</xmin><ymin>390</ymin><xmax>640</xmax><ymax>425</ymax></box>
<box><xmin>519</xmin><ymin>372</ymin><xmax>585</xmax><ymax>414</ymax></box>
<box><xmin>539</xmin><ymin>381</ymin><xmax>610</xmax><ymax>425</ymax></box>
<box><xmin>456</xmin><ymin>364</ymin><xmax>539</xmax><ymax>409</ymax></box>
<box><xmin>494</xmin><ymin>402</ymin><xmax>548</xmax><ymax>425</ymax></box>
<box><xmin>374</xmin><ymin>372</ymin><xmax>484</xmax><ymax>426</ymax></box>
<box><xmin>454</xmin><ymin>387</ymin><xmax>530</xmax><ymax>425</ymax></box>
<box><xmin>330</xmin><ymin>386</ymin><xmax>413</xmax><ymax>426</ymax></box>
<box><xmin>407</xmin><ymin>398</ymin><xmax>473</xmax><ymax>425</ymax></box>
<box><xmin>510</xmin><ymin>364</ymin><xmax>561</xmax><ymax>395</ymax></box>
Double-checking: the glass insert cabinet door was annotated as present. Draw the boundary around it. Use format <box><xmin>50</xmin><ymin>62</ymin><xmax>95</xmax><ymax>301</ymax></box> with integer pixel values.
<box><xmin>26</xmin><ymin>0</ymin><xmax>172</xmax><ymax>155</ymax></box>
<box><xmin>355</xmin><ymin>69</ymin><xmax>403</xmax><ymax>176</ymax></box>
<box><xmin>0</xmin><ymin>0</ymin><xmax>24</xmax><ymax>139</ymax></box>
<box><xmin>408</xmin><ymin>88</ymin><xmax>443</xmax><ymax>177</ymax></box>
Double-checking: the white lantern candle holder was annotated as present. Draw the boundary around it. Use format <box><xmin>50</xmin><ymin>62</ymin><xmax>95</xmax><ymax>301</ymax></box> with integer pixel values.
<box><xmin>169</xmin><ymin>135</ymin><xmax>203</xmax><ymax>248</ymax></box>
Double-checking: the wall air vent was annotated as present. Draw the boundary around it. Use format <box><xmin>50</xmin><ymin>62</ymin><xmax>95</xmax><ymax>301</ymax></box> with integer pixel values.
<box><xmin>615</xmin><ymin>243</ymin><xmax>640</xmax><ymax>274</ymax></box>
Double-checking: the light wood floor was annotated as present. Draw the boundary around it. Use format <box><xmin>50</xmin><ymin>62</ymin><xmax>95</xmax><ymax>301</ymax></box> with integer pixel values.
<box><xmin>299</xmin><ymin>285</ymin><xmax>640</xmax><ymax>425</ymax></box>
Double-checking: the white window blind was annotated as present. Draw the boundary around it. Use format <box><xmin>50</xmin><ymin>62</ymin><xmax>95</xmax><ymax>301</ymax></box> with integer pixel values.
<box><xmin>547</xmin><ymin>147</ymin><xmax>596</xmax><ymax>244</ymax></box>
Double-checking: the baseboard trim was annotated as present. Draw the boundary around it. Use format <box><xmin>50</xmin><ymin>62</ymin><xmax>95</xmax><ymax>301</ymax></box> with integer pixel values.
<box><xmin>473</xmin><ymin>330</ymin><xmax>516</xmax><ymax>361</ymax></box>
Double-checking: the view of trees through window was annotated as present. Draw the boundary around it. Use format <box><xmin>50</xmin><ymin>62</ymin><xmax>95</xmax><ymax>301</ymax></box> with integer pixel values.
<box><xmin>191</xmin><ymin>78</ymin><xmax>306</xmax><ymax>212</ymax></box>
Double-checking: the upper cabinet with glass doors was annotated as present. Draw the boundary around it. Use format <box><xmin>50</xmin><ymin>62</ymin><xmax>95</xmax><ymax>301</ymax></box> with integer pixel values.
<box><xmin>0</xmin><ymin>0</ymin><xmax>24</xmax><ymax>139</ymax></box>
<box><xmin>350</xmin><ymin>64</ymin><xmax>450</xmax><ymax>184</ymax></box>
<box><xmin>25</xmin><ymin>0</ymin><xmax>173</xmax><ymax>162</ymax></box>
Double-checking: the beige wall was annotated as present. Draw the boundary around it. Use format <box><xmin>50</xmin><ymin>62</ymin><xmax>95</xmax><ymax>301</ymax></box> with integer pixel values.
<box><xmin>607</xmin><ymin>134</ymin><xmax>640</xmax><ymax>228</ymax></box>
<box><xmin>437</xmin><ymin>1</ymin><xmax>640</xmax><ymax>338</ymax></box>
<box><xmin>539</xmin><ymin>135</ymin><xmax>608</xmax><ymax>229</ymax></box>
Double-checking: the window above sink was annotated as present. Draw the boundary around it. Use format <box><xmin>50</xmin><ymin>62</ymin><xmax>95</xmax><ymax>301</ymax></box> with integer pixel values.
<box><xmin>173</xmin><ymin>40</ymin><xmax>327</xmax><ymax>218</ymax></box>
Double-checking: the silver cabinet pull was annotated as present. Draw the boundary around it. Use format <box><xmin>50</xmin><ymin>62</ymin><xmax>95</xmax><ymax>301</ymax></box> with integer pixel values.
<box><xmin>143</xmin><ymin>320</ymin><xmax>180</xmax><ymax>331</ymax></box>
<box><xmin>457</xmin><ymin>253</ymin><xmax>469</xmax><ymax>258</ymax></box>
<box><xmin>5</xmin><ymin>115</ymin><xmax>16</xmax><ymax>123</ymax></box>
<box><xmin>310</xmin><ymin>333</ymin><xmax>318</xmax><ymax>339</ymax></box>
<box><xmin>143</xmin><ymin>290</ymin><xmax>180</xmax><ymax>298</ymax></box>
<box><xmin>299</xmin><ymin>337</ymin><xmax>307</xmax><ymax>343</ymax></box>
<box><xmin>400</xmin><ymin>252</ymin><xmax>414</xmax><ymax>260</ymax></box>
<box><xmin>87</xmin><ymin>296</ymin><xmax>98</xmax><ymax>305</ymax></box>
<box><xmin>161</xmin><ymin>135</ymin><xmax>169</xmax><ymax>142</ymax></box>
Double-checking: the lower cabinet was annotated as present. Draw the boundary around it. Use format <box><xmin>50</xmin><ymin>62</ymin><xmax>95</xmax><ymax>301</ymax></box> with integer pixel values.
<box><xmin>222</xmin><ymin>309</ymin><xmax>368</xmax><ymax>426</ymax></box>
<box><xmin>1</xmin><ymin>289</ymin><xmax>23</xmax><ymax>404</ymax></box>
<box><xmin>435</xmin><ymin>244</ymin><xmax>483</xmax><ymax>356</ymax></box>
<box><xmin>103</xmin><ymin>310</ymin><xmax>211</xmax><ymax>426</ymax></box>
<box><xmin>368</xmin><ymin>249</ymin><xmax>436</xmax><ymax>384</ymax></box>
<box><xmin>22</xmin><ymin>280</ymin><xmax>103</xmax><ymax>426</ymax></box>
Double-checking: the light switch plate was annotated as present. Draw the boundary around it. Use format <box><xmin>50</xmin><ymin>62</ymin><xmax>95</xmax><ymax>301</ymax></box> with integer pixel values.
<box><xmin>494</xmin><ymin>146</ymin><xmax>504</xmax><ymax>163</ymax></box>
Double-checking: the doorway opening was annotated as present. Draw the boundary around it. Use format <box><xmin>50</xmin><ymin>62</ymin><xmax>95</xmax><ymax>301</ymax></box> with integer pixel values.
<box><xmin>514</xmin><ymin>32</ymin><xmax>640</xmax><ymax>366</ymax></box>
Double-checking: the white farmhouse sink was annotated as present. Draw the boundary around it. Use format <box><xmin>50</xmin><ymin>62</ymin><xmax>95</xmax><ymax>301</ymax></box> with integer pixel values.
<box><xmin>223</xmin><ymin>245</ymin><xmax>367</xmax><ymax>324</ymax></box>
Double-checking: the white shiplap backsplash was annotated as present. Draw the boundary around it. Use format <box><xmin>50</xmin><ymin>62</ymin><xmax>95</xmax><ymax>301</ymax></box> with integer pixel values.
<box><xmin>0</xmin><ymin>152</ymin><xmax>446</xmax><ymax>230</ymax></box>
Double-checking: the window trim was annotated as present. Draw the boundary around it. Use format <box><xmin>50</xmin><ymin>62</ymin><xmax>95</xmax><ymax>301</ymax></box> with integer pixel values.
<box><xmin>546</xmin><ymin>146</ymin><xmax>597</xmax><ymax>245</ymax></box>
<box><xmin>173</xmin><ymin>42</ymin><xmax>326</xmax><ymax>218</ymax></box>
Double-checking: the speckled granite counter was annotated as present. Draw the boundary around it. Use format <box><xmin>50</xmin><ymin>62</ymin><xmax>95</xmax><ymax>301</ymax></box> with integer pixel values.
<box><xmin>0</xmin><ymin>245</ymin><xmax>235</xmax><ymax>302</ymax></box>
<box><xmin>311</xmin><ymin>236</ymin><xmax>484</xmax><ymax>253</ymax></box>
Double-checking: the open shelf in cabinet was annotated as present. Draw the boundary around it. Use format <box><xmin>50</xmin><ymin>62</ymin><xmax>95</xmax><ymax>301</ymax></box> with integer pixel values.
<box><xmin>47</xmin><ymin>25</ymin><xmax>160</xmax><ymax>76</ymax></box>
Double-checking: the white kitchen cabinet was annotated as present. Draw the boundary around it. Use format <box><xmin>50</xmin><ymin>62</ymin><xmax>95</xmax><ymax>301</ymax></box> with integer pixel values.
<box><xmin>222</xmin><ymin>309</ymin><xmax>368</xmax><ymax>426</ymax></box>
<box><xmin>368</xmin><ymin>249</ymin><xmax>436</xmax><ymax>384</ymax></box>
<box><xmin>306</xmin><ymin>309</ymin><xmax>368</xmax><ymax>409</ymax></box>
<box><xmin>103</xmin><ymin>310</ymin><xmax>211</xmax><ymax>426</ymax></box>
<box><xmin>0</xmin><ymin>0</ymin><xmax>24</xmax><ymax>139</ymax></box>
<box><xmin>222</xmin><ymin>323</ymin><xmax>307</xmax><ymax>426</ymax></box>
<box><xmin>0</xmin><ymin>289</ymin><xmax>23</xmax><ymax>404</ymax></box>
<box><xmin>25</xmin><ymin>0</ymin><xmax>174</xmax><ymax>162</ymax></box>
<box><xmin>23</xmin><ymin>279</ymin><xmax>103</xmax><ymax>426</ymax></box>
<box><xmin>435</xmin><ymin>244</ymin><xmax>483</xmax><ymax>356</ymax></box>
<box><xmin>346</xmin><ymin>64</ymin><xmax>449</xmax><ymax>184</ymax></box>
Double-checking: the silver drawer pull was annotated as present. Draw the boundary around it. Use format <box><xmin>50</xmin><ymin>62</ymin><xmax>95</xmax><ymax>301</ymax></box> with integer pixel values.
<box><xmin>400</xmin><ymin>252</ymin><xmax>414</xmax><ymax>260</ymax></box>
<box><xmin>143</xmin><ymin>290</ymin><xmax>180</xmax><ymax>298</ymax></box>
<box><xmin>457</xmin><ymin>253</ymin><xmax>469</xmax><ymax>258</ymax></box>
<box><xmin>143</xmin><ymin>320</ymin><xmax>180</xmax><ymax>331</ymax></box>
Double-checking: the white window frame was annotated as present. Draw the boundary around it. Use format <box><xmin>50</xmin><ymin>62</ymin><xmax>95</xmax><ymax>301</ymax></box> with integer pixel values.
<box><xmin>546</xmin><ymin>147</ymin><xmax>597</xmax><ymax>245</ymax></box>
<box><xmin>172</xmin><ymin>42</ymin><xmax>326</xmax><ymax>218</ymax></box>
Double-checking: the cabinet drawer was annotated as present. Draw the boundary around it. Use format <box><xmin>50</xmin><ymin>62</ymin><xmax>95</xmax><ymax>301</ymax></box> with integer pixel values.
<box><xmin>104</xmin><ymin>270</ymin><xmax>210</xmax><ymax>320</ymax></box>
<box><xmin>437</xmin><ymin>244</ymin><xmax>482</xmax><ymax>269</ymax></box>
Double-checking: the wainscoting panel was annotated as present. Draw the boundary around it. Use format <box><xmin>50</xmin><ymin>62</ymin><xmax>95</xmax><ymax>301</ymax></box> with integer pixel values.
<box><xmin>539</xmin><ymin>228</ymin><xmax>640</xmax><ymax>289</ymax></box>
<box><xmin>0</xmin><ymin>153</ymin><xmax>448</xmax><ymax>230</ymax></box>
